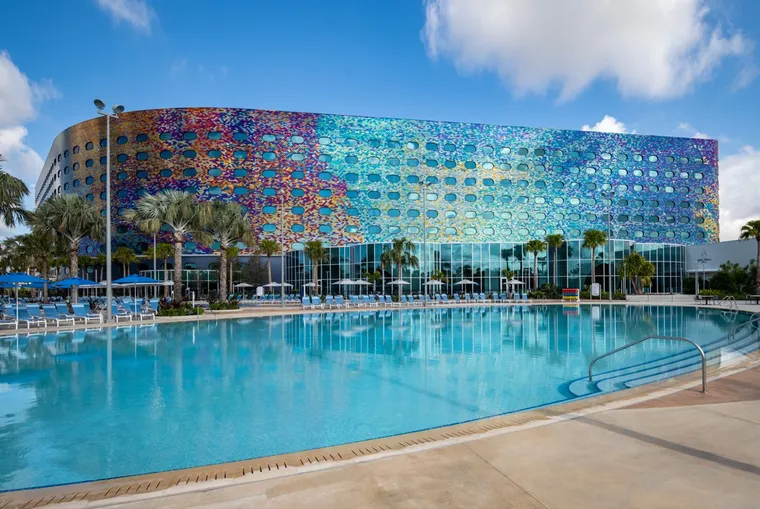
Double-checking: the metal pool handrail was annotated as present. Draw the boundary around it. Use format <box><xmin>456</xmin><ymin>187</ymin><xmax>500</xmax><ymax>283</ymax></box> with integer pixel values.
<box><xmin>721</xmin><ymin>296</ymin><xmax>737</xmax><ymax>309</ymax></box>
<box><xmin>588</xmin><ymin>335</ymin><xmax>707</xmax><ymax>393</ymax></box>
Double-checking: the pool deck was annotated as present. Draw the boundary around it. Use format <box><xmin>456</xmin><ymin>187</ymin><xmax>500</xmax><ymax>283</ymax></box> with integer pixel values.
<box><xmin>1</xmin><ymin>298</ymin><xmax>759</xmax><ymax>338</ymax></box>
<box><xmin>1</xmin><ymin>300</ymin><xmax>759</xmax><ymax>508</ymax></box>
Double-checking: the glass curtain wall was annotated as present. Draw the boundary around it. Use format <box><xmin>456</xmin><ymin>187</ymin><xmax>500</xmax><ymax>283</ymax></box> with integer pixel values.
<box><xmin>285</xmin><ymin>241</ymin><xmax>684</xmax><ymax>296</ymax></box>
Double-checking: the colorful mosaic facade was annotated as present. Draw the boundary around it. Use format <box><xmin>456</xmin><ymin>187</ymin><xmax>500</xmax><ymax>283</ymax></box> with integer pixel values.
<box><xmin>37</xmin><ymin>108</ymin><xmax>719</xmax><ymax>255</ymax></box>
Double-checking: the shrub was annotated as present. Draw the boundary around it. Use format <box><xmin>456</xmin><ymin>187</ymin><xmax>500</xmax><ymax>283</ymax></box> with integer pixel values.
<box><xmin>613</xmin><ymin>291</ymin><xmax>626</xmax><ymax>301</ymax></box>
<box><xmin>538</xmin><ymin>283</ymin><xmax>562</xmax><ymax>299</ymax></box>
<box><xmin>698</xmin><ymin>289</ymin><xmax>722</xmax><ymax>297</ymax></box>
<box><xmin>528</xmin><ymin>290</ymin><xmax>545</xmax><ymax>299</ymax></box>
<box><xmin>157</xmin><ymin>298</ymin><xmax>204</xmax><ymax>317</ymax></box>
<box><xmin>210</xmin><ymin>300</ymin><xmax>239</xmax><ymax>311</ymax></box>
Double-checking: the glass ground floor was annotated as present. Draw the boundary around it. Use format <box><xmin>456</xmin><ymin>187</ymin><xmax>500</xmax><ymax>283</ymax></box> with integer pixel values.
<box><xmin>285</xmin><ymin>240</ymin><xmax>685</xmax><ymax>296</ymax></box>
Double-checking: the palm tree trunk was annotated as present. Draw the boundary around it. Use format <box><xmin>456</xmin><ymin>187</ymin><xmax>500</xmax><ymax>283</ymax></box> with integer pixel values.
<box><xmin>755</xmin><ymin>239</ymin><xmax>760</xmax><ymax>294</ymax></box>
<box><xmin>228</xmin><ymin>258</ymin><xmax>233</xmax><ymax>298</ymax></box>
<box><xmin>267</xmin><ymin>255</ymin><xmax>272</xmax><ymax>285</ymax></box>
<box><xmin>163</xmin><ymin>257</ymin><xmax>170</xmax><ymax>298</ymax></box>
<box><xmin>397</xmin><ymin>259</ymin><xmax>402</xmax><ymax>298</ymax></box>
<box><xmin>173</xmin><ymin>240</ymin><xmax>183</xmax><ymax>302</ymax></box>
<box><xmin>219</xmin><ymin>249</ymin><xmax>228</xmax><ymax>302</ymax></box>
<box><xmin>533</xmin><ymin>254</ymin><xmax>538</xmax><ymax>289</ymax></box>
<box><xmin>122</xmin><ymin>262</ymin><xmax>126</xmax><ymax>277</ymax></box>
<box><xmin>313</xmin><ymin>261</ymin><xmax>319</xmax><ymax>295</ymax></box>
<box><xmin>42</xmin><ymin>259</ymin><xmax>49</xmax><ymax>302</ymax></box>
<box><xmin>591</xmin><ymin>248</ymin><xmax>596</xmax><ymax>285</ymax></box>
<box><xmin>70</xmin><ymin>242</ymin><xmax>79</xmax><ymax>304</ymax></box>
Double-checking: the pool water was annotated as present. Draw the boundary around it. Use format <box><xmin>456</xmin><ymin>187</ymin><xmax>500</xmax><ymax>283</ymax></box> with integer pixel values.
<box><xmin>0</xmin><ymin>305</ymin><xmax>756</xmax><ymax>491</ymax></box>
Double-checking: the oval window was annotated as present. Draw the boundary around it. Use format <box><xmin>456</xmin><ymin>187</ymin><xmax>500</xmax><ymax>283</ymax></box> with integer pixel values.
<box><xmin>208</xmin><ymin>132</ymin><xmax>222</xmax><ymax>140</ymax></box>
<box><xmin>208</xmin><ymin>150</ymin><xmax>221</xmax><ymax>158</ymax></box>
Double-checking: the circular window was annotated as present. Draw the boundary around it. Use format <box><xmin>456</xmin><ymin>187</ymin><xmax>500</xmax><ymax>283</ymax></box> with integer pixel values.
<box><xmin>406</xmin><ymin>141</ymin><xmax>419</xmax><ymax>150</ymax></box>
<box><xmin>234</xmin><ymin>169</ymin><xmax>248</xmax><ymax>177</ymax></box>
<box><xmin>292</xmin><ymin>189</ymin><xmax>305</xmax><ymax>197</ymax></box>
<box><xmin>160</xmin><ymin>169</ymin><xmax>172</xmax><ymax>177</ymax></box>
<box><xmin>318</xmin><ymin>172</ymin><xmax>331</xmax><ymax>180</ymax></box>
<box><xmin>291</xmin><ymin>224</ymin><xmax>305</xmax><ymax>233</ymax></box>
<box><xmin>233</xmin><ymin>150</ymin><xmax>246</xmax><ymax>159</ymax></box>
<box><xmin>183</xmin><ymin>168</ymin><xmax>197</xmax><ymax>177</ymax></box>
<box><xmin>234</xmin><ymin>187</ymin><xmax>247</xmax><ymax>195</ymax></box>
<box><xmin>262</xmin><ymin>134</ymin><xmax>276</xmax><ymax>142</ymax></box>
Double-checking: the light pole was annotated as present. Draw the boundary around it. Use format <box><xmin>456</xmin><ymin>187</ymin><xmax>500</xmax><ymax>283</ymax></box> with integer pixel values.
<box><xmin>422</xmin><ymin>182</ymin><xmax>429</xmax><ymax>306</ymax></box>
<box><xmin>94</xmin><ymin>99</ymin><xmax>124</xmax><ymax>323</ymax></box>
<box><xmin>601</xmin><ymin>190</ymin><xmax>615</xmax><ymax>302</ymax></box>
<box><xmin>280</xmin><ymin>192</ymin><xmax>285</xmax><ymax>308</ymax></box>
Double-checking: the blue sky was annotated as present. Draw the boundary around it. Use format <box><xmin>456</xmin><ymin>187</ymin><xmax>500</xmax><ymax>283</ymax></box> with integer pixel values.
<box><xmin>1</xmin><ymin>0</ymin><xmax>758</xmax><ymax>240</ymax></box>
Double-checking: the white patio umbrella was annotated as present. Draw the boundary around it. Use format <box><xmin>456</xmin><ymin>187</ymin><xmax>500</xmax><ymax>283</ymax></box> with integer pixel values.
<box><xmin>506</xmin><ymin>279</ymin><xmax>524</xmax><ymax>285</ymax></box>
<box><xmin>454</xmin><ymin>279</ymin><xmax>479</xmax><ymax>286</ymax></box>
<box><xmin>263</xmin><ymin>282</ymin><xmax>281</xmax><ymax>287</ymax></box>
<box><xmin>332</xmin><ymin>279</ymin><xmax>355</xmax><ymax>286</ymax></box>
<box><xmin>233</xmin><ymin>283</ymin><xmax>253</xmax><ymax>288</ymax></box>
<box><xmin>387</xmin><ymin>279</ymin><xmax>410</xmax><ymax>285</ymax></box>
<box><xmin>424</xmin><ymin>280</ymin><xmax>444</xmax><ymax>286</ymax></box>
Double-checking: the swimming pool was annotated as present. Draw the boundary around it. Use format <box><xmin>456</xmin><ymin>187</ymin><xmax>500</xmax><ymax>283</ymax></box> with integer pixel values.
<box><xmin>0</xmin><ymin>305</ymin><xmax>757</xmax><ymax>491</ymax></box>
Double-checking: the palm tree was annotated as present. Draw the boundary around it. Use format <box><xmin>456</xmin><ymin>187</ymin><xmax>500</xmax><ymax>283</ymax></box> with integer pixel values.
<box><xmin>113</xmin><ymin>246</ymin><xmax>138</xmax><ymax>277</ymax></box>
<box><xmin>155</xmin><ymin>243</ymin><xmax>174</xmax><ymax>298</ymax></box>
<box><xmin>19</xmin><ymin>228</ymin><xmax>55</xmax><ymax>300</ymax></box>
<box><xmin>32</xmin><ymin>194</ymin><xmax>104</xmax><ymax>303</ymax></box>
<box><xmin>77</xmin><ymin>255</ymin><xmax>94</xmax><ymax>278</ymax></box>
<box><xmin>524</xmin><ymin>239</ymin><xmax>547</xmax><ymax>290</ymax></box>
<box><xmin>94</xmin><ymin>253</ymin><xmax>106</xmax><ymax>281</ymax></box>
<box><xmin>197</xmin><ymin>201</ymin><xmax>253</xmax><ymax>302</ymax></box>
<box><xmin>257</xmin><ymin>239</ymin><xmax>280</xmax><ymax>286</ymax></box>
<box><xmin>545</xmin><ymin>233</ymin><xmax>565</xmax><ymax>286</ymax></box>
<box><xmin>739</xmin><ymin>219</ymin><xmax>760</xmax><ymax>294</ymax></box>
<box><xmin>124</xmin><ymin>191</ymin><xmax>208</xmax><ymax>302</ymax></box>
<box><xmin>362</xmin><ymin>270</ymin><xmax>382</xmax><ymax>293</ymax></box>
<box><xmin>380</xmin><ymin>248</ymin><xmax>393</xmax><ymax>295</ymax></box>
<box><xmin>582</xmin><ymin>229</ymin><xmax>608</xmax><ymax>286</ymax></box>
<box><xmin>386</xmin><ymin>238</ymin><xmax>419</xmax><ymax>297</ymax></box>
<box><xmin>226</xmin><ymin>245</ymin><xmax>240</xmax><ymax>298</ymax></box>
<box><xmin>0</xmin><ymin>154</ymin><xmax>30</xmax><ymax>228</ymax></box>
<box><xmin>618</xmin><ymin>252</ymin><xmax>655</xmax><ymax>294</ymax></box>
<box><xmin>303</xmin><ymin>240</ymin><xmax>329</xmax><ymax>295</ymax></box>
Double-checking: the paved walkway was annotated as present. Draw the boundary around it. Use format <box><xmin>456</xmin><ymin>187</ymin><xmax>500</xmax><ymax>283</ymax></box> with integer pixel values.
<box><xmin>55</xmin><ymin>366</ymin><xmax>760</xmax><ymax>509</ymax></box>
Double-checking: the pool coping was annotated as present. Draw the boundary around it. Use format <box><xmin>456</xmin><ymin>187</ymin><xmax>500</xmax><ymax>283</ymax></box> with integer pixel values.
<box><xmin>0</xmin><ymin>299</ymin><xmax>753</xmax><ymax>339</ymax></box>
<box><xmin>2</xmin><ymin>348</ymin><xmax>759</xmax><ymax>509</ymax></box>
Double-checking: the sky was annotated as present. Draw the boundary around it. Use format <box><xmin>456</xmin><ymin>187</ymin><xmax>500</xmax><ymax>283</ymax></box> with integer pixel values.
<box><xmin>1</xmin><ymin>0</ymin><xmax>759</xmax><ymax>241</ymax></box>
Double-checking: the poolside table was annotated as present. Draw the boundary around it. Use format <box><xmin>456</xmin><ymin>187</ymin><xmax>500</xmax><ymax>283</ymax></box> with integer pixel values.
<box><xmin>745</xmin><ymin>294</ymin><xmax>760</xmax><ymax>305</ymax></box>
<box><xmin>698</xmin><ymin>295</ymin><xmax>718</xmax><ymax>305</ymax></box>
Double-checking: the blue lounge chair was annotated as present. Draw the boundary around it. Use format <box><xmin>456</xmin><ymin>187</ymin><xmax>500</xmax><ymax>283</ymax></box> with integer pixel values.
<box><xmin>335</xmin><ymin>295</ymin><xmax>347</xmax><ymax>308</ymax></box>
<box><xmin>522</xmin><ymin>293</ymin><xmax>530</xmax><ymax>302</ymax></box>
<box><xmin>16</xmin><ymin>307</ymin><xmax>46</xmax><ymax>329</ymax></box>
<box><xmin>360</xmin><ymin>295</ymin><xmax>372</xmax><ymax>307</ymax></box>
<box><xmin>480</xmin><ymin>293</ymin><xmax>487</xmax><ymax>302</ymax></box>
<box><xmin>301</xmin><ymin>296</ymin><xmax>312</xmax><ymax>309</ymax></box>
<box><xmin>433</xmin><ymin>294</ymin><xmax>442</xmax><ymax>305</ymax></box>
<box><xmin>41</xmin><ymin>304</ymin><xmax>75</xmax><ymax>327</ymax></box>
<box><xmin>26</xmin><ymin>305</ymin><xmax>52</xmax><ymax>327</ymax></box>
<box><xmin>453</xmin><ymin>294</ymin><xmax>461</xmax><ymax>303</ymax></box>
<box><xmin>129</xmin><ymin>301</ymin><xmax>155</xmax><ymax>321</ymax></box>
<box><xmin>388</xmin><ymin>295</ymin><xmax>400</xmax><ymax>307</ymax></box>
<box><xmin>441</xmin><ymin>294</ymin><xmax>449</xmax><ymax>304</ymax></box>
<box><xmin>414</xmin><ymin>295</ymin><xmax>424</xmax><ymax>306</ymax></box>
<box><xmin>111</xmin><ymin>303</ymin><xmax>132</xmax><ymax>322</ymax></box>
<box><xmin>71</xmin><ymin>304</ymin><xmax>103</xmax><ymax>324</ymax></box>
<box><xmin>348</xmin><ymin>295</ymin><xmax>360</xmax><ymax>307</ymax></box>
<box><xmin>400</xmin><ymin>295</ymin><xmax>410</xmax><ymax>306</ymax></box>
<box><xmin>310</xmin><ymin>295</ymin><xmax>323</xmax><ymax>309</ymax></box>
<box><xmin>464</xmin><ymin>293</ymin><xmax>472</xmax><ymax>303</ymax></box>
<box><xmin>56</xmin><ymin>303</ymin><xmax>74</xmax><ymax>319</ymax></box>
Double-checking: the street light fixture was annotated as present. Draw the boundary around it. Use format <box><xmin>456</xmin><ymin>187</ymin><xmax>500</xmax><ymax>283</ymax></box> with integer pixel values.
<box><xmin>94</xmin><ymin>99</ymin><xmax>125</xmax><ymax>323</ymax></box>
<box><xmin>601</xmin><ymin>190</ymin><xmax>615</xmax><ymax>302</ymax></box>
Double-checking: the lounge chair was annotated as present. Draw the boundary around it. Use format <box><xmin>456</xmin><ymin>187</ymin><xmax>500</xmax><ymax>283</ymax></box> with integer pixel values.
<box><xmin>16</xmin><ymin>307</ymin><xmax>46</xmax><ymax>329</ymax></box>
<box><xmin>360</xmin><ymin>295</ymin><xmax>373</xmax><ymax>307</ymax></box>
<box><xmin>453</xmin><ymin>294</ymin><xmax>461</xmax><ymax>304</ymax></box>
<box><xmin>388</xmin><ymin>295</ymin><xmax>401</xmax><ymax>307</ymax></box>
<box><xmin>27</xmin><ymin>305</ymin><xmax>56</xmax><ymax>327</ymax></box>
<box><xmin>441</xmin><ymin>294</ymin><xmax>449</xmax><ymax>304</ymax></box>
<box><xmin>56</xmin><ymin>303</ymin><xmax>75</xmax><ymax>320</ymax></box>
<box><xmin>433</xmin><ymin>294</ymin><xmax>442</xmax><ymax>305</ymax></box>
<box><xmin>42</xmin><ymin>304</ymin><xmax>74</xmax><ymax>327</ymax></box>
<box><xmin>111</xmin><ymin>303</ymin><xmax>133</xmax><ymax>322</ymax></box>
<box><xmin>522</xmin><ymin>293</ymin><xmax>530</xmax><ymax>302</ymax></box>
<box><xmin>310</xmin><ymin>295</ymin><xmax>324</xmax><ymax>309</ymax></box>
<box><xmin>130</xmin><ymin>301</ymin><xmax>155</xmax><ymax>321</ymax></box>
<box><xmin>334</xmin><ymin>295</ymin><xmax>347</xmax><ymax>308</ymax></box>
<box><xmin>414</xmin><ymin>295</ymin><xmax>424</xmax><ymax>306</ymax></box>
<box><xmin>301</xmin><ymin>296</ymin><xmax>312</xmax><ymax>309</ymax></box>
<box><xmin>71</xmin><ymin>304</ymin><xmax>103</xmax><ymax>324</ymax></box>
<box><xmin>400</xmin><ymin>295</ymin><xmax>410</xmax><ymax>306</ymax></box>
<box><xmin>464</xmin><ymin>293</ymin><xmax>472</xmax><ymax>303</ymax></box>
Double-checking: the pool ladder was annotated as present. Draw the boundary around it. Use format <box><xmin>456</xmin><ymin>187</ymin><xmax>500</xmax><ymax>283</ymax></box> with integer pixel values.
<box><xmin>588</xmin><ymin>335</ymin><xmax>707</xmax><ymax>393</ymax></box>
<box><xmin>721</xmin><ymin>296</ymin><xmax>738</xmax><ymax>309</ymax></box>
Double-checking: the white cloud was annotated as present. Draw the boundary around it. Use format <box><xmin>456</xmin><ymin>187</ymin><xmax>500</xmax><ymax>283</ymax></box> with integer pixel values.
<box><xmin>719</xmin><ymin>146</ymin><xmax>760</xmax><ymax>241</ymax></box>
<box><xmin>421</xmin><ymin>0</ymin><xmax>753</xmax><ymax>100</ymax></box>
<box><xmin>95</xmin><ymin>0</ymin><xmax>155</xmax><ymax>33</ymax></box>
<box><xmin>0</xmin><ymin>51</ymin><xmax>59</xmax><ymax>128</ymax></box>
<box><xmin>581</xmin><ymin>115</ymin><xmax>632</xmax><ymax>134</ymax></box>
<box><xmin>678</xmin><ymin>122</ymin><xmax>711</xmax><ymax>139</ymax></box>
<box><xmin>0</xmin><ymin>52</ymin><xmax>56</xmax><ymax>239</ymax></box>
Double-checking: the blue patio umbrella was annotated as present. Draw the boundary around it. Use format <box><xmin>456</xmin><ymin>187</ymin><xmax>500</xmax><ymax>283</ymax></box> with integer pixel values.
<box><xmin>53</xmin><ymin>277</ymin><xmax>100</xmax><ymax>288</ymax></box>
<box><xmin>0</xmin><ymin>272</ymin><xmax>50</xmax><ymax>328</ymax></box>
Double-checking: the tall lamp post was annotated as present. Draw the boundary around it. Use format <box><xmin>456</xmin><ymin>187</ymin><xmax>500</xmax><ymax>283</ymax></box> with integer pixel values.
<box><xmin>422</xmin><ymin>181</ymin><xmax>430</xmax><ymax>307</ymax></box>
<box><xmin>94</xmin><ymin>99</ymin><xmax>125</xmax><ymax>323</ymax></box>
<box><xmin>601</xmin><ymin>190</ymin><xmax>615</xmax><ymax>302</ymax></box>
<box><xmin>280</xmin><ymin>192</ymin><xmax>285</xmax><ymax>308</ymax></box>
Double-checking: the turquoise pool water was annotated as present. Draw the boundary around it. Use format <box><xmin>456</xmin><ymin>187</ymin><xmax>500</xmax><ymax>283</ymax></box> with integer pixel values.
<box><xmin>0</xmin><ymin>305</ymin><xmax>756</xmax><ymax>491</ymax></box>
